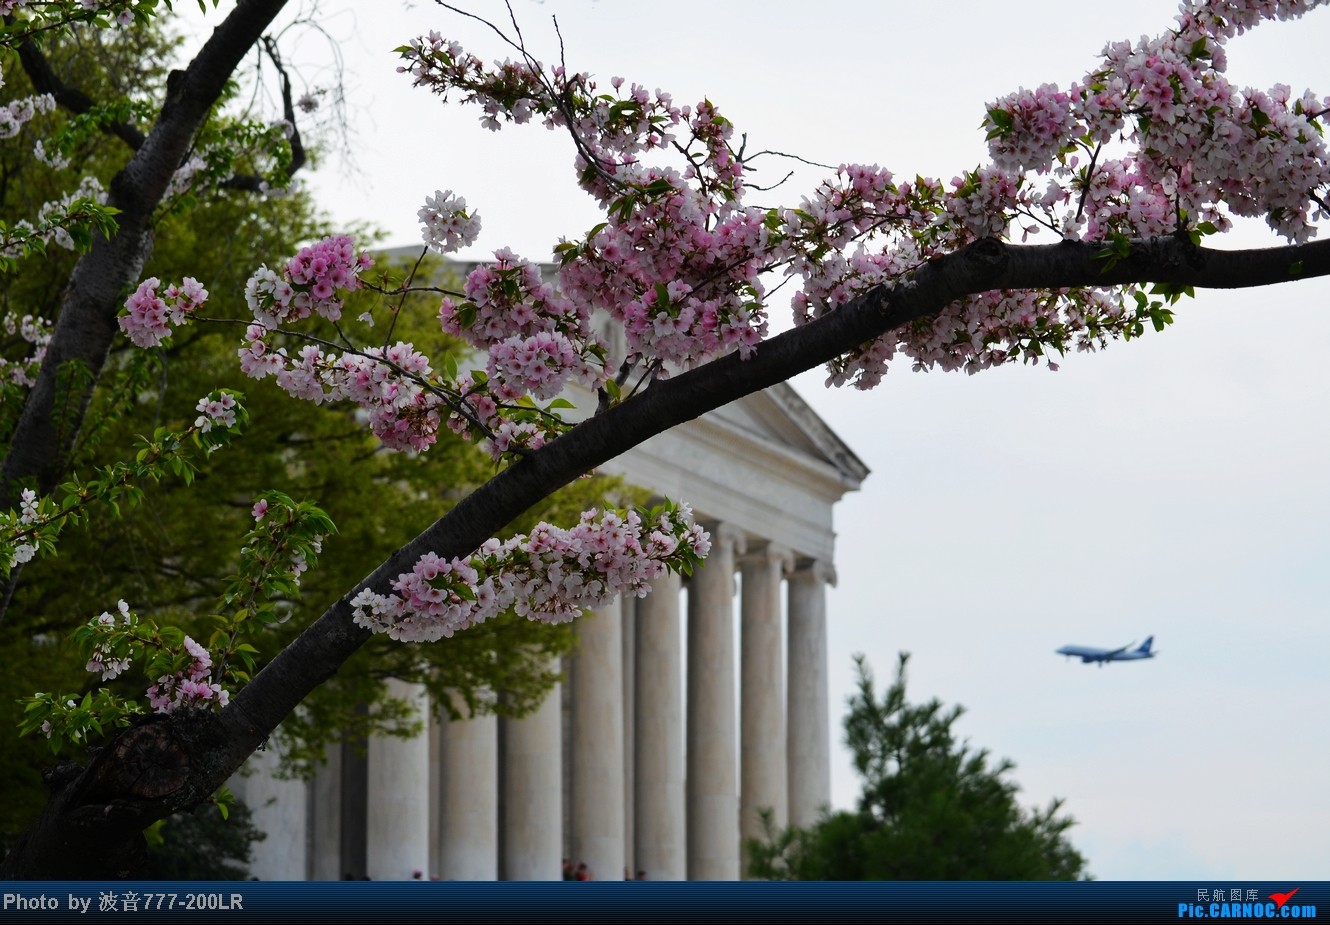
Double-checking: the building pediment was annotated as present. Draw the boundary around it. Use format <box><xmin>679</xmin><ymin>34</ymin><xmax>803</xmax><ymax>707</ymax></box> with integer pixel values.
<box><xmin>706</xmin><ymin>383</ymin><xmax>869</xmax><ymax>490</ymax></box>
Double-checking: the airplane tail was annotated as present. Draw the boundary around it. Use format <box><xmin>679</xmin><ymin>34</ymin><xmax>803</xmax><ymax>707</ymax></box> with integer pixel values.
<box><xmin>1137</xmin><ymin>636</ymin><xmax>1154</xmax><ymax>654</ymax></box>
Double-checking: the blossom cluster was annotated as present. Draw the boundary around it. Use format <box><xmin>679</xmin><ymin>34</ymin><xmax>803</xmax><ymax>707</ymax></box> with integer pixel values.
<box><xmin>403</xmin><ymin>1</ymin><xmax>1330</xmax><ymax>397</ymax></box>
<box><xmin>351</xmin><ymin>503</ymin><xmax>710</xmax><ymax>642</ymax></box>
<box><xmin>79</xmin><ymin>1</ymin><xmax>145</xmax><ymax>27</ymax></box>
<box><xmin>400</xmin><ymin>38</ymin><xmax>783</xmax><ymax>369</ymax></box>
<box><xmin>441</xmin><ymin>249</ymin><xmax>608</xmax><ymax>399</ymax></box>
<box><xmin>240</xmin><ymin>327</ymin><xmax>446</xmax><ymax>452</ymax></box>
<box><xmin>0</xmin><ymin>176</ymin><xmax>109</xmax><ymax>259</ymax></box>
<box><xmin>435</xmin><ymin>372</ymin><xmax>548</xmax><ymax>460</ymax></box>
<box><xmin>0</xmin><ymin>311</ymin><xmax>52</xmax><ymax>389</ymax></box>
<box><xmin>556</xmin><ymin>182</ymin><xmax>773</xmax><ymax>367</ymax></box>
<box><xmin>982</xmin><ymin>2</ymin><xmax>1330</xmax><ymax>243</ymax></box>
<box><xmin>234</xmin><ymin>236</ymin><xmax>492</xmax><ymax>452</ymax></box>
<box><xmin>985</xmin><ymin>83</ymin><xmax>1077</xmax><ymax>176</ymax></box>
<box><xmin>7</xmin><ymin>488</ymin><xmax>39</xmax><ymax>568</ymax></box>
<box><xmin>22</xmin><ymin>484</ymin><xmax>327</xmax><ymax>745</ymax></box>
<box><xmin>551</xmin><ymin>97</ymin><xmax>781</xmax><ymax>369</ymax></box>
<box><xmin>76</xmin><ymin>601</ymin><xmax>229</xmax><ymax>714</ymax></box>
<box><xmin>118</xmin><ymin>276</ymin><xmax>208</xmax><ymax>348</ymax></box>
<box><xmin>194</xmin><ymin>390</ymin><xmax>238</xmax><ymax>433</ymax></box>
<box><xmin>419</xmin><ymin>188</ymin><xmax>481</xmax><ymax>254</ymax></box>
<box><xmin>827</xmin><ymin>287</ymin><xmax>1162</xmax><ymax>387</ymax></box>
<box><xmin>42</xmin><ymin>177</ymin><xmax>109</xmax><ymax>249</ymax></box>
<box><xmin>163</xmin><ymin>153</ymin><xmax>208</xmax><ymax>201</ymax></box>
<box><xmin>32</xmin><ymin>138</ymin><xmax>68</xmax><ymax>170</ymax></box>
<box><xmin>240</xmin><ymin>247</ymin><xmax>581</xmax><ymax>458</ymax></box>
<box><xmin>146</xmin><ymin>635</ymin><xmax>230</xmax><ymax>712</ymax></box>
<box><xmin>788</xmin><ymin>0</ymin><xmax>1327</xmax><ymax>386</ymax></box>
<box><xmin>84</xmin><ymin>599</ymin><xmax>134</xmax><ymax>681</ymax></box>
<box><xmin>0</xmin><ymin>89</ymin><xmax>54</xmax><ymax>140</ymax></box>
<box><xmin>244</xmin><ymin>234</ymin><xmax>372</xmax><ymax>327</ymax></box>
<box><xmin>398</xmin><ymin>31</ymin><xmax>682</xmax><ymax>157</ymax></box>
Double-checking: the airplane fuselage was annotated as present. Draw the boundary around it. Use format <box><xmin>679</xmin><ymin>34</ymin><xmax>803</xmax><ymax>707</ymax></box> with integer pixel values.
<box><xmin>1056</xmin><ymin>636</ymin><xmax>1157</xmax><ymax>665</ymax></box>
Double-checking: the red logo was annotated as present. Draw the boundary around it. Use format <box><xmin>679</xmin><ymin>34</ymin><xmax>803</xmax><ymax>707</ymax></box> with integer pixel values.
<box><xmin>1268</xmin><ymin>888</ymin><xmax>1300</xmax><ymax>909</ymax></box>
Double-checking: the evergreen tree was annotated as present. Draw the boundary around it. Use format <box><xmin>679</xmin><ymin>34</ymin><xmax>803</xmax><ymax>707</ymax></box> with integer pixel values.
<box><xmin>141</xmin><ymin>800</ymin><xmax>265</xmax><ymax>881</ymax></box>
<box><xmin>747</xmin><ymin>654</ymin><xmax>1088</xmax><ymax>880</ymax></box>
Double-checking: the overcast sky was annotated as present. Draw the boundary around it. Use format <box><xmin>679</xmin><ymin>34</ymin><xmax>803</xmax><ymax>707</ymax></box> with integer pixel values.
<box><xmin>182</xmin><ymin>0</ymin><xmax>1330</xmax><ymax>880</ymax></box>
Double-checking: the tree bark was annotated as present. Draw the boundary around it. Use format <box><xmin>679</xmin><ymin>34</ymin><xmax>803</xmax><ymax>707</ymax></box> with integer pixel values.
<box><xmin>4</xmin><ymin>232</ymin><xmax>1327</xmax><ymax>878</ymax></box>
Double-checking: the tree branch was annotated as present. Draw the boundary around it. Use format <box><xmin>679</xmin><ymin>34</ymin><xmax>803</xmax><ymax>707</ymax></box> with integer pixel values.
<box><xmin>16</xmin><ymin>36</ymin><xmax>148</xmax><ymax>150</ymax></box>
<box><xmin>7</xmin><ymin>232</ymin><xmax>1329</xmax><ymax>876</ymax></box>
<box><xmin>224</xmin><ymin>233</ymin><xmax>1330</xmax><ymax>746</ymax></box>
<box><xmin>17</xmin><ymin>15</ymin><xmax>309</xmax><ymax>190</ymax></box>
<box><xmin>1</xmin><ymin>0</ymin><xmax>292</xmax><ymax>512</ymax></box>
<box><xmin>218</xmin><ymin>33</ymin><xmax>307</xmax><ymax>192</ymax></box>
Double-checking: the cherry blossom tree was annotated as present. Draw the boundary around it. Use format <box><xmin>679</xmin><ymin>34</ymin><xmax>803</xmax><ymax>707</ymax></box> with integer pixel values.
<box><xmin>2</xmin><ymin>0</ymin><xmax>1329</xmax><ymax>877</ymax></box>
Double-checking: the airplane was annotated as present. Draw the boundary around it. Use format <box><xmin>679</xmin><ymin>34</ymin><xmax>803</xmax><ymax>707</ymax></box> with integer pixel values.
<box><xmin>1056</xmin><ymin>636</ymin><xmax>1157</xmax><ymax>666</ymax></box>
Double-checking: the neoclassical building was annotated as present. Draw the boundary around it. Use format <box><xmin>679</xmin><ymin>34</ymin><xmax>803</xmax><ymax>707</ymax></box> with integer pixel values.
<box><xmin>233</xmin><ymin>260</ymin><xmax>868</xmax><ymax>881</ymax></box>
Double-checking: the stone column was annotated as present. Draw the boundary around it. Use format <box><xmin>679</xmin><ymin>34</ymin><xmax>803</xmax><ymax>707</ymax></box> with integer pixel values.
<box><xmin>366</xmin><ymin>678</ymin><xmax>431</xmax><ymax>881</ymax></box>
<box><xmin>500</xmin><ymin>674</ymin><xmax>563</xmax><ymax>880</ymax></box>
<box><xmin>339</xmin><ymin>734</ymin><xmax>368</xmax><ymax>880</ymax></box>
<box><xmin>739</xmin><ymin>542</ymin><xmax>792</xmax><ymax>866</ymax></box>
<box><xmin>429</xmin><ymin>716</ymin><xmax>441</xmax><ymax>878</ymax></box>
<box><xmin>570</xmin><ymin>603</ymin><xmax>625</xmax><ymax>882</ymax></box>
<box><xmin>686</xmin><ymin>523</ymin><xmax>744</xmax><ymax>880</ymax></box>
<box><xmin>621</xmin><ymin>595</ymin><xmax>636</xmax><ymax>877</ymax></box>
<box><xmin>787</xmin><ymin>559</ymin><xmax>835</xmax><ymax>828</ymax></box>
<box><xmin>308</xmin><ymin>743</ymin><xmax>343</xmax><ymax>880</ymax></box>
<box><xmin>234</xmin><ymin>738</ymin><xmax>308</xmax><ymax>881</ymax></box>
<box><xmin>438</xmin><ymin>693</ymin><xmax>499</xmax><ymax>880</ymax></box>
<box><xmin>635</xmin><ymin>570</ymin><xmax>685</xmax><ymax>880</ymax></box>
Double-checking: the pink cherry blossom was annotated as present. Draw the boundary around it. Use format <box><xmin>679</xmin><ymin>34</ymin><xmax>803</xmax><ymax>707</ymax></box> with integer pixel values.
<box><xmin>351</xmin><ymin>504</ymin><xmax>709</xmax><ymax>642</ymax></box>
<box><xmin>245</xmin><ymin>235</ymin><xmax>372</xmax><ymax>327</ymax></box>
<box><xmin>419</xmin><ymin>189</ymin><xmax>481</xmax><ymax>253</ymax></box>
<box><xmin>118</xmin><ymin>276</ymin><xmax>208</xmax><ymax>348</ymax></box>
<box><xmin>194</xmin><ymin>390</ymin><xmax>238</xmax><ymax>433</ymax></box>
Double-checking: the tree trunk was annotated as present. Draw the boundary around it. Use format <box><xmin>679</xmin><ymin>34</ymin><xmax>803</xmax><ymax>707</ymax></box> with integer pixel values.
<box><xmin>0</xmin><ymin>0</ymin><xmax>293</xmax><ymax>505</ymax></box>
<box><xmin>0</xmin><ymin>0</ymin><xmax>293</xmax><ymax>630</ymax></box>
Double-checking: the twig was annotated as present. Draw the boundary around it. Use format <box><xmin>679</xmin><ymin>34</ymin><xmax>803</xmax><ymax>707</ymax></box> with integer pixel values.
<box><xmin>742</xmin><ymin>149</ymin><xmax>837</xmax><ymax>172</ymax></box>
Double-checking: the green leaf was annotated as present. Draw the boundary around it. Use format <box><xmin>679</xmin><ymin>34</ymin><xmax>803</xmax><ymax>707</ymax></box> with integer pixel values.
<box><xmin>984</xmin><ymin>108</ymin><xmax>1014</xmax><ymax>139</ymax></box>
